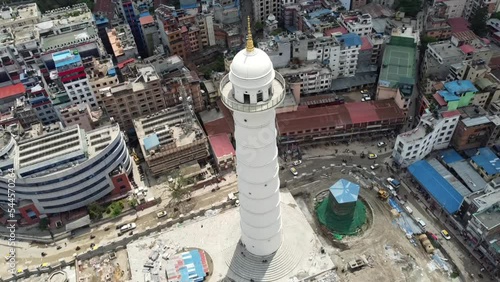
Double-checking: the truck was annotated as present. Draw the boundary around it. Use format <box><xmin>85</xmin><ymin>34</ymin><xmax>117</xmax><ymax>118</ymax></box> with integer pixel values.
<box><xmin>387</xmin><ymin>177</ymin><xmax>401</xmax><ymax>188</ymax></box>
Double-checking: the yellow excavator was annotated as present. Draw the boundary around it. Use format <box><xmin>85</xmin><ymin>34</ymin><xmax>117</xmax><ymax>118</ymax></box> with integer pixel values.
<box><xmin>378</xmin><ymin>189</ymin><xmax>389</xmax><ymax>200</ymax></box>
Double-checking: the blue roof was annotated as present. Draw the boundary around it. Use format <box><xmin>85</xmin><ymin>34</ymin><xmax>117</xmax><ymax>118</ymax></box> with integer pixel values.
<box><xmin>471</xmin><ymin>147</ymin><xmax>500</xmax><ymax>175</ymax></box>
<box><xmin>108</xmin><ymin>68</ymin><xmax>116</xmax><ymax>76</ymax></box>
<box><xmin>178</xmin><ymin>250</ymin><xmax>206</xmax><ymax>282</ymax></box>
<box><xmin>94</xmin><ymin>15</ymin><xmax>109</xmax><ymax>25</ymax></box>
<box><xmin>441</xmin><ymin>149</ymin><xmax>464</xmax><ymax>165</ymax></box>
<box><xmin>408</xmin><ymin>160</ymin><xmax>463</xmax><ymax>214</ymax></box>
<box><xmin>139</xmin><ymin>12</ymin><xmax>150</xmax><ymax>18</ymax></box>
<box><xmin>444</xmin><ymin>80</ymin><xmax>478</xmax><ymax>94</ymax></box>
<box><xmin>338</xmin><ymin>33</ymin><xmax>362</xmax><ymax>47</ymax></box>
<box><xmin>143</xmin><ymin>134</ymin><xmax>160</xmax><ymax>151</ymax></box>
<box><xmin>329</xmin><ymin>179</ymin><xmax>360</xmax><ymax>203</ymax></box>
<box><xmin>180</xmin><ymin>3</ymin><xmax>199</xmax><ymax>9</ymax></box>
<box><xmin>53</xmin><ymin>50</ymin><xmax>81</xmax><ymax>68</ymax></box>
<box><xmin>438</xmin><ymin>90</ymin><xmax>460</xmax><ymax>102</ymax></box>
<box><xmin>308</xmin><ymin>9</ymin><xmax>332</xmax><ymax>19</ymax></box>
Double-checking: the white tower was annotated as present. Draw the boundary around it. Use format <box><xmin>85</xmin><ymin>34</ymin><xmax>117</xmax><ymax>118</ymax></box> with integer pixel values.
<box><xmin>220</xmin><ymin>17</ymin><xmax>286</xmax><ymax>256</ymax></box>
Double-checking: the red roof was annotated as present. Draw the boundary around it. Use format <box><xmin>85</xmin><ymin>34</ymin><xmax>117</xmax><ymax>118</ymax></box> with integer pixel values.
<box><xmin>204</xmin><ymin>100</ymin><xmax>235</xmax><ymax>136</ymax></box>
<box><xmin>140</xmin><ymin>15</ymin><xmax>154</xmax><ymax>25</ymax></box>
<box><xmin>0</xmin><ymin>83</ymin><xmax>26</xmax><ymax>100</ymax></box>
<box><xmin>441</xmin><ymin>110</ymin><xmax>461</xmax><ymax>118</ymax></box>
<box><xmin>360</xmin><ymin>37</ymin><xmax>372</xmax><ymax>51</ymax></box>
<box><xmin>447</xmin><ymin>17</ymin><xmax>470</xmax><ymax>33</ymax></box>
<box><xmin>460</xmin><ymin>44</ymin><xmax>475</xmax><ymax>54</ymax></box>
<box><xmin>117</xmin><ymin>58</ymin><xmax>135</xmax><ymax>69</ymax></box>
<box><xmin>208</xmin><ymin>134</ymin><xmax>235</xmax><ymax>159</ymax></box>
<box><xmin>95</xmin><ymin>0</ymin><xmax>114</xmax><ymax>19</ymax></box>
<box><xmin>324</xmin><ymin>26</ymin><xmax>348</xmax><ymax>36</ymax></box>
<box><xmin>433</xmin><ymin>93</ymin><xmax>448</xmax><ymax>106</ymax></box>
<box><xmin>277</xmin><ymin>100</ymin><xmax>405</xmax><ymax>134</ymax></box>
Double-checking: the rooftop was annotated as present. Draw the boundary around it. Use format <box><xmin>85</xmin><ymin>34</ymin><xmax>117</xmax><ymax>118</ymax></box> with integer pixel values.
<box><xmin>471</xmin><ymin>147</ymin><xmax>500</xmax><ymax>176</ymax></box>
<box><xmin>208</xmin><ymin>133</ymin><xmax>235</xmax><ymax>159</ymax></box>
<box><xmin>408</xmin><ymin>159</ymin><xmax>465</xmax><ymax>214</ymax></box>
<box><xmin>41</xmin><ymin>26</ymin><xmax>97</xmax><ymax>51</ymax></box>
<box><xmin>277</xmin><ymin>100</ymin><xmax>405</xmax><ymax>134</ymax></box>
<box><xmin>447</xmin><ymin>17</ymin><xmax>470</xmax><ymax>33</ymax></box>
<box><xmin>474</xmin><ymin>203</ymin><xmax>500</xmax><ymax>230</ymax></box>
<box><xmin>449</xmin><ymin>160</ymin><xmax>488</xmax><ymax>192</ymax></box>
<box><xmin>40</xmin><ymin>3</ymin><xmax>92</xmax><ymax>26</ymax></box>
<box><xmin>378</xmin><ymin>44</ymin><xmax>416</xmax><ymax>88</ymax></box>
<box><xmin>329</xmin><ymin>179</ymin><xmax>360</xmax><ymax>203</ymax></box>
<box><xmin>440</xmin><ymin>149</ymin><xmax>464</xmax><ymax>165</ymax></box>
<box><xmin>107</xmin><ymin>25</ymin><xmax>136</xmax><ymax>58</ymax></box>
<box><xmin>338</xmin><ymin>33</ymin><xmax>362</xmax><ymax>47</ymax></box>
<box><xmin>0</xmin><ymin>3</ymin><xmax>40</xmax><ymax>27</ymax></box>
<box><xmin>444</xmin><ymin>80</ymin><xmax>478</xmax><ymax>94</ymax></box>
<box><xmin>471</xmin><ymin>189</ymin><xmax>500</xmax><ymax>213</ymax></box>
<box><xmin>0</xmin><ymin>83</ymin><xmax>26</xmax><ymax>100</ymax></box>
<box><xmin>428</xmin><ymin>41</ymin><xmax>463</xmax><ymax>59</ymax></box>
<box><xmin>278</xmin><ymin>63</ymin><xmax>330</xmax><ymax>76</ymax></box>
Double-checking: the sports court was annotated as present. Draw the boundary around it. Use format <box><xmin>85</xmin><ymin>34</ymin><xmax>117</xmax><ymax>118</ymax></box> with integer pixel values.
<box><xmin>378</xmin><ymin>45</ymin><xmax>416</xmax><ymax>87</ymax></box>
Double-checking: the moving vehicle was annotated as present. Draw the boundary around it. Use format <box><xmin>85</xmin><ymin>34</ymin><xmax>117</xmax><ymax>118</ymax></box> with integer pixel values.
<box><xmin>368</xmin><ymin>153</ymin><xmax>377</xmax><ymax>159</ymax></box>
<box><xmin>377</xmin><ymin>141</ymin><xmax>386</xmax><ymax>147</ymax></box>
<box><xmin>378</xmin><ymin>190</ymin><xmax>389</xmax><ymax>200</ymax></box>
<box><xmin>156</xmin><ymin>211</ymin><xmax>168</xmax><ymax>219</ymax></box>
<box><xmin>405</xmin><ymin>206</ymin><xmax>413</xmax><ymax>214</ymax></box>
<box><xmin>361</xmin><ymin>89</ymin><xmax>369</xmax><ymax>94</ymax></box>
<box><xmin>290</xmin><ymin>167</ymin><xmax>298</xmax><ymax>176</ymax></box>
<box><xmin>119</xmin><ymin>223</ymin><xmax>136</xmax><ymax>233</ymax></box>
<box><xmin>441</xmin><ymin>230</ymin><xmax>451</xmax><ymax>240</ymax></box>
<box><xmin>370</xmin><ymin>164</ymin><xmax>379</xmax><ymax>170</ymax></box>
<box><xmin>293</xmin><ymin>160</ymin><xmax>302</xmax><ymax>166</ymax></box>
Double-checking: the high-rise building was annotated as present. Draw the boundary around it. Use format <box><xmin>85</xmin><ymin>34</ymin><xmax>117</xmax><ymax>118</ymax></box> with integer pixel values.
<box><xmin>253</xmin><ymin>0</ymin><xmax>280</xmax><ymax>24</ymax></box>
<box><xmin>219</xmin><ymin>18</ymin><xmax>285</xmax><ymax>256</ymax></box>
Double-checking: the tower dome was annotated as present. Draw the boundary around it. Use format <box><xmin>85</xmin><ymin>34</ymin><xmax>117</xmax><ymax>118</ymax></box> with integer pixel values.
<box><xmin>229</xmin><ymin>48</ymin><xmax>274</xmax><ymax>81</ymax></box>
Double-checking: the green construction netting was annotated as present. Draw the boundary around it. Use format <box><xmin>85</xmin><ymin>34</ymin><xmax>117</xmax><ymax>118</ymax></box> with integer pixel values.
<box><xmin>316</xmin><ymin>199</ymin><xmax>367</xmax><ymax>236</ymax></box>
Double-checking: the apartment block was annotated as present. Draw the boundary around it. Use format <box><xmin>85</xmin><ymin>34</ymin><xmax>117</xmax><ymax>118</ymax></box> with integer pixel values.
<box><xmin>424</xmin><ymin>17</ymin><xmax>452</xmax><ymax>40</ymax></box>
<box><xmin>115</xmin><ymin>0</ymin><xmax>152</xmax><ymax>58</ymax></box>
<box><xmin>340</xmin><ymin>12</ymin><xmax>373</xmax><ymax>37</ymax></box>
<box><xmin>140</xmin><ymin>13</ymin><xmax>161</xmax><ymax>57</ymax></box>
<box><xmin>278</xmin><ymin>63</ymin><xmax>332</xmax><ymax>96</ymax></box>
<box><xmin>107</xmin><ymin>24</ymin><xmax>138</xmax><ymax>64</ymax></box>
<box><xmin>85</xmin><ymin>57</ymin><xmax>120</xmax><ymax>105</ymax></box>
<box><xmin>163</xmin><ymin>70</ymin><xmax>205</xmax><ymax>113</ymax></box>
<box><xmin>58</xmin><ymin>103</ymin><xmax>94</xmax><ymax>132</ymax></box>
<box><xmin>155</xmin><ymin>5</ymin><xmax>215</xmax><ymax>60</ymax></box>
<box><xmin>28</xmin><ymin>84</ymin><xmax>59</xmax><ymax>125</ymax></box>
<box><xmin>392</xmin><ymin>109</ymin><xmax>461</xmax><ymax>167</ymax></box>
<box><xmin>133</xmin><ymin>105</ymin><xmax>209</xmax><ymax>176</ymax></box>
<box><xmin>0</xmin><ymin>3</ymin><xmax>41</xmax><ymax>30</ymax></box>
<box><xmin>100</xmin><ymin>66</ymin><xmax>165</xmax><ymax>131</ymax></box>
<box><xmin>252</xmin><ymin>0</ymin><xmax>280</xmax><ymax>24</ymax></box>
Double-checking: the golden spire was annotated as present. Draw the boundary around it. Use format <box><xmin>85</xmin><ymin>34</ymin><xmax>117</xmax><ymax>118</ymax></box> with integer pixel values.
<box><xmin>246</xmin><ymin>16</ymin><xmax>254</xmax><ymax>53</ymax></box>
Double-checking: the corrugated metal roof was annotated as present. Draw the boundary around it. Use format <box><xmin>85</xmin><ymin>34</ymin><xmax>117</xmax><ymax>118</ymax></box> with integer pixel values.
<box><xmin>471</xmin><ymin>147</ymin><xmax>500</xmax><ymax>176</ymax></box>
<box><xmin>408</xmin><ymin>160</ymin><xmax>464</xmax><ymax>214</ymax></box>
<box><xmin>329</xmin><ymin>179</ymin><xmax>360</xmax><ymax>204</ymax></box>
<box><xmin>448</xmin><ymin>161</ymin><xmax>487</xmax><ymax>192</ymax></box>
<box><xmin>463</xmin><ymin>116</ymin><xmax>491</xmax><ymax>127</ymax></box>
<box><xmin>440</xmin><ymin>149</ymin><xmax>463</xmax><ymax>165</ymax></box>
<box><xmin>429</xmin><ymin>159</ymin><xmax>471</xmax><ymax>197</ymax></box>
<box><xmin>444</xmin><ymin>80</ymin><xmax>478</xmax><ymax>94</ymax></box>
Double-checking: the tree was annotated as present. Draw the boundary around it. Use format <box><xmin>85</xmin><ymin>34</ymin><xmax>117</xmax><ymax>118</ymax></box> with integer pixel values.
<box><xmin>492</xmin><ymin>12</ymin><xmax>500</xmax><ymax>20</ymax></box>
<box><xmin>39</xmin><ymin>218</ymin><xmax>49</xmax><ymax>230</ymax></box>
<box><xmin>107</xmin><ymin>201</ymin><xmax>124</xmax><ymax>217</ymax></box>
<box><xmin>420</xmin><ymin>35</ymin><xmax>438</xmax><ymax>52</ymax></box>
<box><xmin>396</xmin><ymin>0</ymin><xmax>423</xmax><ymax>17</ymax></box>
<box><xmin>88</xmin><ymin>202</ymin><xmax>106</xmax><ymax>220</ymax></box>
<box><xmin>254</xmin><ymin>22</ymin><xmax>264</xmax><ymax>32</ymax></box>
<box><xmin>470</xmin><ymin>7</ymin><xmax>489</xmax><ymax>37</ymax></box>
<box><xmin>169</xmin><ymin>175</ymin><xmax>192</xmax><ymax>204</ymax></box>
<box><xmin>128</xmin><ymin>198</ymin><xmax>138</xmax><ymax>208</ymax></box>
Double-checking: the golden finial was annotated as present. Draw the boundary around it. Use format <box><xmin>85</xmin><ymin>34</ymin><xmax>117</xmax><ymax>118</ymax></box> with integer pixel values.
<box><xmin>246</xmin><ymin>16</ymin><xmax>254</xmax><ymax>53</ymax></box>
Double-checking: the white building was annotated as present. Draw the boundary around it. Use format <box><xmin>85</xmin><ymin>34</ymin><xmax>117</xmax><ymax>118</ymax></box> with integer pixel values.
<box><xmin>253</xmin><ymin>0</ymin><xmax>280</xmax><ymax>24</ymax></box>
<box><xmin>392</xmin><ymin>109</ymin><xmax>461</xmax><ymax>167</ymax></box>
<box><xmin>219</xmin><ymin>19</ymin><xmax>285</xmax><ymax>256</ymax></box>
<box><xmin>340</xmin><ymin>12</ymin><xmax>373</xmax><ymax>37</ymax></box>
<box><xmin>0</xmin><ymin>123</ymin><xmax>131</xmax><ymax>215</ymax></box>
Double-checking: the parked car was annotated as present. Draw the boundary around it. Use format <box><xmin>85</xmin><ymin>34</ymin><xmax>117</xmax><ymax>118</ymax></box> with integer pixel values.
<box><xmin>368</xmin><ymin>153</ymin><xmax>378</xmax><ymax>159</ymax></box>
<box><xmin>156</xmin><ymin>211</ymin><xmax>168</xmax><ymax>219</ymax></box>
<box><xmin>361</xmin><ymin>89</ymin><xmax>369</xmax><ymax>94</ymax></box>
<box><xmin>370</xmin><ymin>164</ymin><xmax>379</xmax><ymax>170</ymax></box>
<box><xmin>290</xmin><ymin>167</ymin><xmax>298</xmax><ymax>176</ymax></box>
<box><xmin>293</xmin><ymin>160</ymin><xmax>302</xmax><ymax>166</ymax></box>
<box><xmin>377</xmin><ymin>141</ymin><xmax>386</xmax><ymax>147</ymax></box>
<box><xmin>441</xmin><ymin>230</ymin><xmax>451</xmax><ymax>240</ymax></box>
<box><xmin>416</xmin><ymin>218</ymin><xmax>426</xmax><ymax>228</ymax></box>
<box><xmin>119</xmin><ymin>223</ymin><xmax>136</xmax><ymax>233</ymax></box>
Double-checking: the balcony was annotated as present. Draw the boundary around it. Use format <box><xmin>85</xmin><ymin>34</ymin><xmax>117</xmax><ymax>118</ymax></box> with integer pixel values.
<box><xmin>219</xmin><ymin>71</ymin><xmax>286</xmax><ymax>113</ymax></box>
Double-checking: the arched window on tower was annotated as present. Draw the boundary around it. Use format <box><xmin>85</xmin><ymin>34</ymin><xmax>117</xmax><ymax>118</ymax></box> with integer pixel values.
<box><xmin>244</xmin><ymin>91</ymin><xmax>250</xmax><ymax>104</ymax></box>
<box><xmin>256</xmin><ymin>90</ymin><xmax>263</xmax><ymax>102</ymax></box>
<box><xmin>268</xmin><ymin>87</ymin><xmax>273</xmax><ymax>99</ymax></box>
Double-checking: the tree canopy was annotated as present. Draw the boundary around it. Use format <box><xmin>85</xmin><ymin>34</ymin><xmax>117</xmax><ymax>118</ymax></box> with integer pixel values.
<box><xmin>470</xmin><ymin>7</ymin><xmax>489</xmax><ymax>37</ymax></box>
<box><xmin>396</xmin><ymin>0</ymin><xmax>423</xmax><ymax>17</ymax></box>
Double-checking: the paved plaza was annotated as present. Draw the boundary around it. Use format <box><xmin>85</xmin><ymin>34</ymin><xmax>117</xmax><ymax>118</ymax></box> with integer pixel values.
<box><xmin>127</xmin><ymin>191</ymin><xmax>335</xmax><ymax>282</ymax></box>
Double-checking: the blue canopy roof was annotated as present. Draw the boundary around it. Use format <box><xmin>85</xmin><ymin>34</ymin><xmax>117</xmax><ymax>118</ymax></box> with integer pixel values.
<box><xmin>441</xmin><ymin>149</ymin><xmax>464</xmax><ymax>165</ymax></box>
<box><xmin>339</xmin><ymin>33</ymin><xmax>362</xmax><ymax>47</ymax></box>
<box><xmin>329</xmin><ymin>179</ymin><xmax>360</xmax><ymax>204</ymax></box>
<box><xmin>438</xmin><ymin>90</ymin><xmax>460</xmax><ymax>102</ymax></box>
<box><xmin>471</xmin><ymin>147</ymin><xmax>500</xmax><ymax>175</ymax></box>
<box><xmin>408</xmin><ymin>160</ymin><xmax>463</xmax><ymax>214</ymax></box>
<box><xmin>444</xmin><ymin>80</ymin><xmax>478</xmax><ymax>94</ymax></box>
<box><xmin>143</xmin><ymin>134</ymin><xmax>160</xmax><ymax>151</ymax></box>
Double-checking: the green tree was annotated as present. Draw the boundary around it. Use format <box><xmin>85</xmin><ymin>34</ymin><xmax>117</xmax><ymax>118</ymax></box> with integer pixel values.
<box><xmin>169</xmin><ymin>175</ymin><xmax>192</xmax><ymax>204</ymax></box>
<box><xmin>492</xmin><ymin>12</ymin><xmax>500</xmax><ymax>20</ymax></box>
<box><xmin>420</xmin><ymin>35</ymin><xmax>438</xmax><ymax>52</ymax></box>
<box><xmin>107</xmin><ymin>201</ymin><xmax>124</xmax><ymax>217</ymax></box>
<box><xmin>128</xmin><ymin>198</ymin><xmax>138</xmax><ymax>208</ymax></box>
<box><xmin>396</xmin><ymin>0</ymin><xmax>423</xmax><ymax>17</ymax></box>
<box><xmin>88</xmin><ymin>202</ymin><xmax>106</xmax><ymax>220</ymax></box>
<box><xmin>39</xmin><ymin>218</ymin><xmax>50</xmax><ymax>231</ymax></box>
<box><xmin>470</xmin><ymin>7</ymin><xmax>489</xmax><ymax>37</ymax></box>
<box><xmin>254</xmin><ymin>22</ymin><xmax>264</xmax><ymax>32</ymax></box>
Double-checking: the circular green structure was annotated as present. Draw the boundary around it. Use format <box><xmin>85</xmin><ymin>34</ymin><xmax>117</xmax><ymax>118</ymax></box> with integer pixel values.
<box><xmin>316</xmin><ymin>179</ymin><xmax>367</xmax><ymax>236</ymax></box>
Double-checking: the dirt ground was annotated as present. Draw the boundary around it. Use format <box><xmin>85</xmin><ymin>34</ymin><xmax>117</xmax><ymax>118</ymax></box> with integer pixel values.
<box><xmin>294</xmin><ymin>174</ymin><xmax>451</xmax><ymax>282</ymax></box>
<box><xmin>76</xmin><ymin>249</ymin><xmax>130</xmax><ymax>282</ymax></box>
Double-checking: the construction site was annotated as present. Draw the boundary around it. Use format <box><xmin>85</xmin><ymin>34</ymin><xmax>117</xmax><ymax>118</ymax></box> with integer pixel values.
<box><xmin>133</xmin><ymin>79</ymin><xmax>210</xmax><ymax>177</ymax></box>
<box><xmin>292</xmin><ymin>166</ymin><xmax>456</xmax><ymax>282</ymax></box>
<box><xmin>76</xmin><ymin>249</ymin><xmax>130</xmax><ymax>282</ymax></box>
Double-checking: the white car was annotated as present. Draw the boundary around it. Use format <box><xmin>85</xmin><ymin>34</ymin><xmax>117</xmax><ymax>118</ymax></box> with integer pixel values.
<box><xmin>293</xmin><ymin>160</ymin><xmax>302</xmax><ymax>166</ymax></box>
<box><xmin>370</xmin><ymin>164</ymin><xmax>379</xmax><ymax>170</ymax></box>
<box><xmin>156</xmin><ymin>211</ymin><xmax>168</xmax><ymax>219</ymax></box>
<box><xmin>119</xmin><ymin>223</ymin><xmax>136</xmax><ymax>233</ymax></box>
<box><xmin>290</xmin><ymin>167</ymin><xmax>298</xmax><ymax>176</ymax></box>
<box><xmin>377</xmin><ymin>141</ymin><xmax>386</xmax><ymax>147</ymax></box>
<box><xmin>416</xmin><ymin>218</ymin><xmax>426</xmax><ymax>228</ymax></box>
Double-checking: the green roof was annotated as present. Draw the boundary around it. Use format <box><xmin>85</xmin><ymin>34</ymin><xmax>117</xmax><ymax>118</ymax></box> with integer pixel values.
<box><xmin>51</xmin><ymin>93</ymin><xmax>70</xmax><ymax>105</ymax></box>
<box><xmin>475</xmin><ymin>78</ymin><xmax>493</xmax><ymax>90</ymax></box>
<box><xmin>378</xmin><ymin>44</ymin><xmax>416</xmax><ymax>88</ymax></box>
